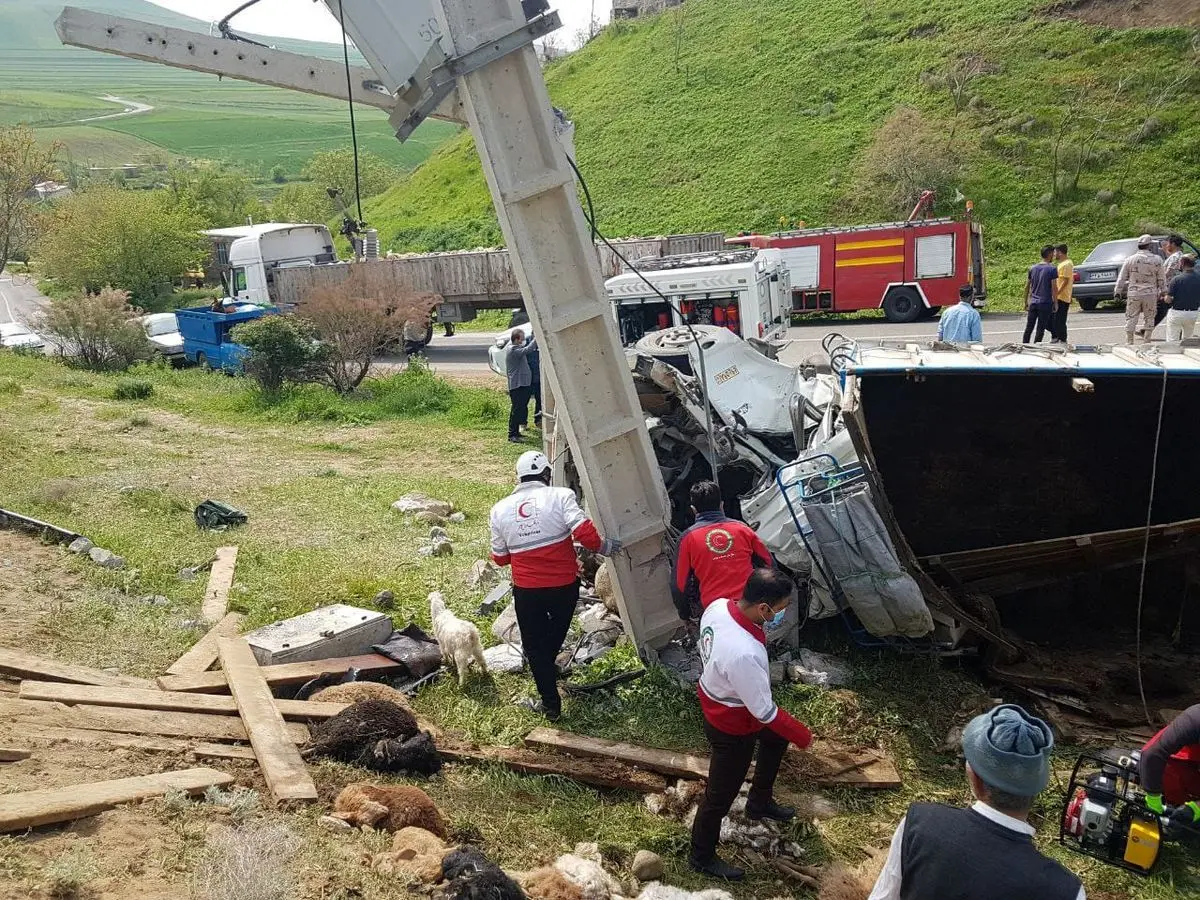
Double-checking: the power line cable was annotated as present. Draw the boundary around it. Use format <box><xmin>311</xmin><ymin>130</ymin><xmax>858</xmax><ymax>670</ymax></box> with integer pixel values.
<box><xmin>1135</xmin><ymin>366</ymin><xmax>1170</xmax><ymax>726</ymax></box>
<box><xmin>217</xmin><ymin>0</ymin><xmax>269</xmax><ymax>47</ymax></box>
<box><xmin>335</xmin><ymin>0</ymin><xmax>365</xmax><ymax>225</ymax></box>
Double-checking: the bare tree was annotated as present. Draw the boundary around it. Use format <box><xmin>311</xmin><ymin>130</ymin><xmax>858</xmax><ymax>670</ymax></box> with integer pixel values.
<box><xmin>0</xmin><ymin>125</ymin><xmax>60</xmax><ymax>273</ymax></box>
<box><xmin>945</xmin><ymin>54</ymin><xmax>988</xmax><ymax>147</ymax></box>
<box><xmin>37</xmin><ymin>287</ymin><xmax>151</xmax><ymax>372</ymax></box>
<box><xmin>297</xmin><ymin>264</ymin><xmax>440</xmax><ymax>393</ymax></box>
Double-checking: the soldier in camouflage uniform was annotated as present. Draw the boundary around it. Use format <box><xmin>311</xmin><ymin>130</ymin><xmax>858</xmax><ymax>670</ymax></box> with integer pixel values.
<box><xmin>1115</xmin><ymin>235</ymin><xmax>1165</xmax><ymax>343</ymax></box>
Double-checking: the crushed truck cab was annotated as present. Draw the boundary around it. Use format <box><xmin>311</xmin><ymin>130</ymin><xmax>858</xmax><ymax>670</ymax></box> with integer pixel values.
<box><xmin>175</xmin><ymin>304</ymin><xmax>278</xmax><ymax>373</ymax></box>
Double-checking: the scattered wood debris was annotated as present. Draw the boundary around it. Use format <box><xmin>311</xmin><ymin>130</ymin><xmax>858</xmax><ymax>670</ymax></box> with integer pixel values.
<box><xmin>157</xmin><ymin>653</ymin><xmax>405</xmax><ymax>693</ymax></box>
<box><xmin>0</xmin><ymin>768</ymin><xmax>234</xmax><ymax>833</ymax></box>
<box><xmin>217</xmin><ymin>637</ymin><xmax>318</xmax><ymax>802</ymax></box>
<box><xmin>165</xmin><ymin>611</ymin><xmax>245</xmax><ymax>675</ymax></box>
<box><xmin>0</xmin><ymin>748</ymin><xmax>32</xmax><ymax>762</ymax></box>
<box><xmin>0</xmin><ymin>647</ymin><xmax>155</xmax><ymax>689</ymax></box>
<box><xmin>525</xmin><ymin>727</ymin><xmax>709</xmax><ymax>780</ymax></box>
<box><xmin>201</xmin><ymin>545</ymin><xmax>238</xmax><ymax>622</ymax></box>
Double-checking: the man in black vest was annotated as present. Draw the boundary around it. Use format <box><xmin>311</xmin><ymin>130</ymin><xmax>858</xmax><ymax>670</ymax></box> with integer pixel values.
<box><xmin>867</xmin><ymin>704</ymin><xmax>1085</xmax><ymax>900</ymax></box>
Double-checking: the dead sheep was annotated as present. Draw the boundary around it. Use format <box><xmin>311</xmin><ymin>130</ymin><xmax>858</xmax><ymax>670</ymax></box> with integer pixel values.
<box><xmin>311</xmin><ymin>681</ymin><xmax>413</xmax><ymax>707</ymax></box>
<box><xmin>370</xmin><ymin>826</ymin><xmax>450</xmax><ymax>883</ymax></box>
<box><xmin>553</xmin><ymin>844</ymin><xmax>623</xmax><ymax>900</ymax></box>
<box><xmin>305</xmin><ymin>699</ymin><xmax>439</xmax><ymax>774</ymax></box>
<box><xmin>430</xmin><ymin>591</ymin><xmax>488</xmax><ymax>686</ymax></box>
<box><xmin>330</xmin><ymin>783</ymin><xmax>448</xmax><ymax>838</ymax></box>
<box><xmin>516</xmin><ymin>867</ymin><xmax>585</xmax><ymax>900</ymax></box>
<box><xmin>635</xmin><ymin>886</ymin><xmax>735</xmax><ymax>900</ymax></box>
<box><xmin>441</xmin><ymin>846</ymin><xmax>497</xmax><ymax>882</ymax></box>
<box><xmin>441</xmin><ymin>846</ymin><xmax>526</xmax><ymax>900</ymax></box>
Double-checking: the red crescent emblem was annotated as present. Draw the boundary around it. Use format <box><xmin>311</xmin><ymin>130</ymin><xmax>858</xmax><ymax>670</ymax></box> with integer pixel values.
<box><xmin>518</xmin><ymin>501</ymin><xmax>533</xmax><ymax>518</ymax></box>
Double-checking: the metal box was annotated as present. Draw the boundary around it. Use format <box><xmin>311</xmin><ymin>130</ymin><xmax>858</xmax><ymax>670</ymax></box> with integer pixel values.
<box><xmin>244</xmin><ymin>604</ymin><xmax>393</xmax><ymax>666</ymax></box>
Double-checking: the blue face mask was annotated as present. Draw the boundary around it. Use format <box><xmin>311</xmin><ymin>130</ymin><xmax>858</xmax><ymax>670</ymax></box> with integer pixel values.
<box><xmin>765</xmin><ymin>607</ymin><xmax>787</xmax><ymax>631</ymax></box>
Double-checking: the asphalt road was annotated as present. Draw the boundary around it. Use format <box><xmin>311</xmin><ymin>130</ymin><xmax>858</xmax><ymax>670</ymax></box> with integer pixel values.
<box><xmin>0</xmin><ymin>272</ymin><xmax>48</xmax><ymax>327</ymax></box>
<box><xmin>419</xmin><ymin>307</ymin><xmax>1135</xmax><ymax>377</ymax></box>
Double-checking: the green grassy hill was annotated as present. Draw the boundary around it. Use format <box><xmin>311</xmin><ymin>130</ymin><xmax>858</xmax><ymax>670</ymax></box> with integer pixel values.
<box><xmin>1</xmin><ymin>0</ymin><xmax>457</xmax><ymax>177</ymax></box>
<box><xmin>363</xmin><ymin>0</ymin><xmax>1200</xmax><ymax>308</ymax></box>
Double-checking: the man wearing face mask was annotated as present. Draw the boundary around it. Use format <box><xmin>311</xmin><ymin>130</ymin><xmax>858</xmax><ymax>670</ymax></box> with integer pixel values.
<box><xmin>689</xmin><ymin>568</ymin><xmax>813</xmax><ymax>880</ymax></box>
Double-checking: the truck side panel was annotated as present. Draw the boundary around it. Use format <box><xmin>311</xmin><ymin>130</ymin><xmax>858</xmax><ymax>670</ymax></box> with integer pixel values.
<box><xmin>835</xmin><ymin>229</ymin><xmax>906</xmax><ymax>309</ymax></box>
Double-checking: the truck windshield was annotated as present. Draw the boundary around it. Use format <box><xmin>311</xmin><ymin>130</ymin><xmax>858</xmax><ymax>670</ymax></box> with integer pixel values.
<box><xmin>1083</xmin><ymin>240</ymin><xmax>1140</xmax><ymax>265</ymax></box>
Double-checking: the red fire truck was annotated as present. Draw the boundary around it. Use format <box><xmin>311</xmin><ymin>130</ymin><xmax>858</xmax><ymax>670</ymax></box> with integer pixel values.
<box><xmin>729</xmin><ymin>215</ymin><xmax>986</xmax><ymax>323</ymax></box>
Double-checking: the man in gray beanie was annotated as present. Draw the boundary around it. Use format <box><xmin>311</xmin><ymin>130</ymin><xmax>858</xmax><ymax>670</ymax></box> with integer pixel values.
<box><xmin>867</xmin><ymin>704</ymin><xmax>1085</xmax><ymax>900</ymax></box>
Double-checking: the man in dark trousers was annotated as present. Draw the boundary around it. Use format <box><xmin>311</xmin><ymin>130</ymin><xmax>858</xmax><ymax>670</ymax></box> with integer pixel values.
<box><xmin>505</xmin><ymin>328</ymin><xmax>538</xmax><ymax>444</ymax></box>
<box><xmin>672</xmin><ymin>481</ymin><xmax>773</xmax><ymax>632</ymax></box>
<box><xmin>1141</xmin><ymin>703</ymin><xmax>1200</xmax><ymax>832</ymax></box>
<box><xmin>1023</xmin><ymin>245</ymin><xmax>1059</xmax><ymax>344</ymax></box>
<box><xmin>868</xmin><ymin>704</ymin><xmax>1084</xmax><ymax>900</ymax></box>
<box><xmin>489</xmin><ymin>451</ymin><xmax>620</xmax><ymax>721</ymax></box>
<box><xmin>690</xmin><ymin>568</ymin><xmax>813</xmax><ymax>880</ymax></box>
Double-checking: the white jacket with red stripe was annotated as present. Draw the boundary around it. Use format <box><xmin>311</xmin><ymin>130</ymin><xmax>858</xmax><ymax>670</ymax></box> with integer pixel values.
<box><xmin>490</xmin><ymin>482</ymin><xmax>601</xmax><ymax>589</ymax></box>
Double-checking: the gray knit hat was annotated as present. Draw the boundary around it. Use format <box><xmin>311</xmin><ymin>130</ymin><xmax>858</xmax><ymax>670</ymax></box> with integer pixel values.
<box><xmin>961</xmin><ymin>704</ymin><xmax>1054</xmax><ymax>797</ymax></box>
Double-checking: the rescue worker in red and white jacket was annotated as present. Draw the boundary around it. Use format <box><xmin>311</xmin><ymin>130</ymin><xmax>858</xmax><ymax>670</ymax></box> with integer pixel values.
<box><xmin>672</xmin><ymin>480</ymin><xmax>773</xmax><ymax>629</ymax></box>
<box><xmin>490</xmin><ymin>451</ymin><xmax>621</xmax><ymax>721</ymax></box>
<box><xmin>690</xmin><ymin>568</ymin><xmax>813</xmax><ymax>881</ymax></box>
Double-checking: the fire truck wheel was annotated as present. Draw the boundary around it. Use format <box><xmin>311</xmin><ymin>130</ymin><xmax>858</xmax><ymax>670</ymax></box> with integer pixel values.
<box><xmin>883</xmin><ymin>288</ymin><xmax>924</xmax><ymax>324</ymax></box>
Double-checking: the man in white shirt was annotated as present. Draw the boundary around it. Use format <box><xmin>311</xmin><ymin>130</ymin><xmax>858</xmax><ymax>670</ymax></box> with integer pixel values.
<box><xmin>868</xmin><ymin>704</ymin><xmax>1085</xmax><ymax>900</ymax></box>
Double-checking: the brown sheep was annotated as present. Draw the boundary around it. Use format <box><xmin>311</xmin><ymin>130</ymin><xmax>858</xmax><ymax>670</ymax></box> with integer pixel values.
<box><xmin>311</xmin><ymin>681</ymin><xmax>413</xmax><ymax>707</ymax></box>
<box><xmin>369</xmin><ymin>826</ymin><xmax>449</xmax><ymax>883</ymax></box>
<box><xmin>331</xmin><ymin>783</ymin><xmax>448</xmax><ymax>838</ymax></box>
<box><xmin>517</xmin><ymin>867</ymin><xmax>585</xmax><ymax>900</ymax></box>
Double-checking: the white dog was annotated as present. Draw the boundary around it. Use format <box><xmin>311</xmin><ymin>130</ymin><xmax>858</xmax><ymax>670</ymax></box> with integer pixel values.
<box><xmin>428</xmin><ymin>591</ymin><xmax>487</xmax><ymax>686</ymax></box>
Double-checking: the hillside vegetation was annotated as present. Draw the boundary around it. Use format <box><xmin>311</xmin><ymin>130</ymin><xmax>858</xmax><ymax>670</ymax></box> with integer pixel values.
<box><xmin>2</xmin><ymin>0</ymin><xmax>457</xmax><ymax>178</ymax></box>
<box><xmin>364</xmin><ymin>0</ymin><xmax>1200</xmax><ymax>306</ymax></box>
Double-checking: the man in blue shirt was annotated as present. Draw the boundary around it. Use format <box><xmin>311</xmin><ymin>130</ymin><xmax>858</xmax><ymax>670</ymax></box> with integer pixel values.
<box><xmin>937</xmin><ymin>285</ymin><xmax>983</xmax><ymax>343</ymax></box>
<box><xmin>1023</xmin><ymin>246</ymin><xmax>1059</xmax><ymax>344</ymax></box>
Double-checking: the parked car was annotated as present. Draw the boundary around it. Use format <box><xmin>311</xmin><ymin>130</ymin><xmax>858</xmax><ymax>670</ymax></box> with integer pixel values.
<box><xmin>0</xmin><ymin>322</ymin><xmax>44</xmax><ymax>351</ymax></box>
<box><xmin>140</xmin><ymin>312</ymin><xmax>184</xmax><ymax>361</ymax></box>
<box><xmin>1074</xmin><ymin>234</ymin><xmax>1198</xmax><ymax>310</ymax></box>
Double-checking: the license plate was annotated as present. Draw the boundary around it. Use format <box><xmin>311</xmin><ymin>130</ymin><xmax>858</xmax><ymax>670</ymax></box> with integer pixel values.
<box><xmin>1090</xmin><ymin>271</ymin><xmax>1115</xmax><ymax>282</ymax></box>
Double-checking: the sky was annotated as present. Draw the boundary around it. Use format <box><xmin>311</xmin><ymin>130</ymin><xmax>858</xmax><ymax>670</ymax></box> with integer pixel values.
<box><xmin>148</xmin><ymin>0</ymin><xmax>610</xmax><ymax>49</ymax></box>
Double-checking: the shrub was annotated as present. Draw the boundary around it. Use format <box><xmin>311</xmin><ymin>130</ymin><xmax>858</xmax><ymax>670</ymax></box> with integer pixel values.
<box><xmin>112</xmin><ymin>377</ymin><xmax>154</xmax><ymax>400</ymax></box>
<box><xmin>231</xmin><ymin>315</ymin><xmax>324</xmax><ymax>398</ymax></box>
<box><xmin>37</xmin><ymin>287</ymin><xmax>152</xmax><ymax>372</ymax></box>
<box><xmin>195</xmin><ymin>823</ymin><xmax>298</xmax><ymax>900</ymax></box>
<box><xmin>371</xmin><ymin>356</ymin><xmax>456</xmax><ymax>416</ymax></box>
<box><xmin>853</xmin><ymin>107</ymin><xmax>960</xmax><ymax>218</ymax></box>
<box><xmin>298</xmin><ymin>266</ymin><xmax>438</xmax><ymax>393</ymax></box>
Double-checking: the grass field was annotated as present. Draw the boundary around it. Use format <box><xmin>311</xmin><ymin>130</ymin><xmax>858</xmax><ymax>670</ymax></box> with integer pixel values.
<box><xmin>0</xmin><ymin>348</ymin><xmax>1195</xmax><ymax>899</ymax></box>
<box><xmin>363</xmin><ymin>0</ymin><xmax>1200</xmax><ymax>311</ymax></box>
<box><xmin>3</xmin><ymin>0</ymin><xmax>458</xmax><ymax>179</ymax></box>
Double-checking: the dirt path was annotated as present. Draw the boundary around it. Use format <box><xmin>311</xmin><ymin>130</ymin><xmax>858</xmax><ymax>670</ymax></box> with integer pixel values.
<box><xmin>77</xmin><ymin>95</ymin><xmax>154</xmax><ymax>123</ymax></box>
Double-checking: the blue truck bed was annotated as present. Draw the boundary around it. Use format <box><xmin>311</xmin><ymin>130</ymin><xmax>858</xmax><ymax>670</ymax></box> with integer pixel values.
<box><xmin>175</xmin><ymin>304</ymin><xmax>277</xmax><ymax>372</ymax></box>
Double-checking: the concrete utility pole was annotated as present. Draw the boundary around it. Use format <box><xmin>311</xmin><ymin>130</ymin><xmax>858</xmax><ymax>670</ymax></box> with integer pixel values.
<box><xmin>56</xmin><ymin>0</ymin><xmax>680</xmax><ymax>652</ymax></box>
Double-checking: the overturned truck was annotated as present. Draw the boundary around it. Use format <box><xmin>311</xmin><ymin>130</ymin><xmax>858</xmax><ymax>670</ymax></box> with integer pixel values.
<box><xmin>614</xmin><ymin>328</ymin><xmax>1200</xmax><ymax>722</ymax></box>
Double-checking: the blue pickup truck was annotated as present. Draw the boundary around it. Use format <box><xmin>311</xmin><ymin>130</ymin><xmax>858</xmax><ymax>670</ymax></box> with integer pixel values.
<box><xmin>175</xmin><ymin>304</ymin><xmax>277</xmax><ymax>372</ymax></box>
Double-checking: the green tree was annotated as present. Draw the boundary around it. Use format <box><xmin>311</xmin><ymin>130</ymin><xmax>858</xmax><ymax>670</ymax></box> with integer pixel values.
<box><xmin>0</xmin><ymin>124</ymin><xmax>60</xmax><ymax>274</ymax></box>
<box><xmin>39</xmin><ymin>186</ymin><xmax>206</xmax><ymax>306</ymax></box>
<box><xmin>231</xmin><ymin>315</ymin><xmax>325</xmax><ymax>397</ymax></box>
<box><xmin>270</xmin><ymin>182</ymin><xmax>330</xmax><ymax>225</ymax></box>
<box><xmin>168</xmin><ymin>163</ymin><xmax>267</xmax><ymax>227</ymax></box>
<box><xmin>301</xmin><ymin>149</ymin><xmax>399</xmax><ymax>214</ymax></box>
<box><xmin>270</xmin><ymin>165</ymin><xmax>288</xmax><ymax>184</ymax></box>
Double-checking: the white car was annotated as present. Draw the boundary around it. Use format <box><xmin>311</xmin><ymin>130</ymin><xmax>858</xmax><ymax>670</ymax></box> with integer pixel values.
<box><xmin>141</xmin><ymin>312</ymin><xmax>184</xmax><ymax>359</ymax></box>
<box><xmin>488</xmin><ymin>321</ymin><xmax>533</xmax><ymax>377</ymax></box>
<box><xmin>0</xmin><ymin>322</ymin><xmax>44</xmax><ymax>350</ymax></box>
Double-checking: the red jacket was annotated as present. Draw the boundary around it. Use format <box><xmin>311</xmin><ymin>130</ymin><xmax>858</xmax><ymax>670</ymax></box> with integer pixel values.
<box><xmin>1141</xmin><ymin>704</ymin><xmax>1200</xmax><ymax>805</ymax></box>
<box><xmin>489</xmin><ymin>482</ymin><xmax>601</xmax><ymax>589</ymax></box>
<box><xmin>672</xmin><ymin>511</ymin><xmax>773</xmax><ymax>620</ymax></box>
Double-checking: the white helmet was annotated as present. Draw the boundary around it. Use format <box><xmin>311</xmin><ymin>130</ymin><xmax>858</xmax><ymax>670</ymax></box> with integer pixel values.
<box><xmin>516</xmin><ymin>450</ymin><xmax>551</xmax><ymax>479</ymax></box>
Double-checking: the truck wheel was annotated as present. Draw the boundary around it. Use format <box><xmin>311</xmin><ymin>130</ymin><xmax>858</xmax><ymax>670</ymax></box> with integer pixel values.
<box><xmin>1077</xmin><ymin>297</ymin><xmax>1099</xmax><ymax>312</ymax></box>
<box><xmin>883</xmin><ymin>288</ymin><xmax>924</xmax><ymax>324</ymax></box>
<box><xmin>196</xmin><ymin>352</ymin><xmax>208</xmax><ymax>369</ymax></box>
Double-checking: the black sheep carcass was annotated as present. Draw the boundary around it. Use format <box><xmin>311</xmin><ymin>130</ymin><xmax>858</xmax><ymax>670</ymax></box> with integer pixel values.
<box><xmin>302</xmin><ymin>699</ymin><xmax>442</xmax><ymax>775</ymax></box>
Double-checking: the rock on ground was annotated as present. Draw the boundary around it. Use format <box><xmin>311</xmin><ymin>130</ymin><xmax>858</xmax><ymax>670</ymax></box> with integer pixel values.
<box><xmin>448</xmin><ymin>511</ymin><xmax>467</xmax><ymax>524</ymax></box>
<box><xmin>595</xmin><ymin>562</ymin><xmax>618</xmax><ymax>614</ymax></box>
<box><xmin>468</xmin><ymin>559</ymin><xmax>502</xmax><ymax>591</ymax></box>
<box><xmin>392</xmin><ymin>493</ymin><xmax>454</xmax><ymax>518</ymax></box>
<box><xmin>414</xmin><ymin>510</ymin><xmax>447</xmax><ymax>526</ymax></box>
<box><xmin>787</xmin><ymin>649</ymin><xmax>851</xmax><ymax>688</ymax></box>
<box><xmin>88</xmin><ymin>547</ymin><xmax>125</xmax><ymax>569</ymax></box>
<box><xmin>483</xmin><ymin>643</ymin><xmax>525</xmax><ymax>673</ymax></box>
<box><xmin>374</xmin><ymin>589</ymin><xmax>395</xmax><ymax>610</ymax></box>
<box><xmin>630</xmin><ymin>850</ymin><xmax>663</xmax><ymax>881</ymax></box>
<box><xmin>492</xmin><ymin>602</ymin><xmax>522</xmax><ymax>645</ymax></box>
<box><xmin>67</xmin><ymin>537</ymin><xmax>93</xmax><ymax>554</ymax></box>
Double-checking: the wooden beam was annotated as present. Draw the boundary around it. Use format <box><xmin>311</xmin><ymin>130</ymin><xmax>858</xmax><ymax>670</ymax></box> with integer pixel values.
<box><xmin>217</xmin><ymin>637</ymin><xmax>317</xmax><ymax>803</ymax></box>
<box><xmin>201</xmin><ymin>546</ymin><xmax>238</xmax><ymax>623</ymax></box>
<box><xmin>0</xmin><ymin>748</ymin><xmax>31</xmax><ymax>762</ymax></box>
<box><xmin>0</xmin><ymin>648</ymin><xmax>154</xmax><ymax>689</ymax></box>
<box><xmin>191</xmin><ymin>742</ymin><xmax>257</xmax><ymax>762</ymax></box>
<box><xmin>166</xmin><ymin>612</ymin><xmax>244</xmax><ymax>676</ymax></box>
<box><xmin>438</xmin><ymin>742</ymin><xmax>668</xmax><ymax>793</ymax></box>
<box><xmin>157</xmin><ymin>653</ymin><xmax>404</xmax><ymax>694</ymax></box>
<box><xmin>19</xmin><ymin>681</ymin><xmax>348</xmax><ymax>722</ymax></box>
<box><xmin>9</xmin><ymin>723</ymin><xmax>215</xmax><ymax>756</ymax></box>
<box><xmin>0</xmin><ymin>768</ymin><xmax>234</xmax><ymax>833</ymax></box>
<box><xmin>525</xmin><ymin>727</ymin><xmax>709</xmax><ymax>779</ymax></box>
<box><xmin>523</xmin><ymin>727</ymin><xmax>902</xmax><ymax>790</ymax></box>
<box><xmin>1</xmin><ymin>697</ymin><xmax>309</xmax><ymax>744</ymax></box>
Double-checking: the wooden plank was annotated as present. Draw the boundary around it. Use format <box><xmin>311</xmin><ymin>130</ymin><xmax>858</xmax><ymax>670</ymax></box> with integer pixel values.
<box><xmin>201</xmin><ymin>546</ymin><xmax>238</xmax><ymax>623</ymax></box>
<box><xmin>10</xmin><ymin>723</ymin><xmax>211</xmax><ymax>755</ymax></box>
<box><xmin>191</xmin><ymin>742</ymin><xmax>258</xmax><ymax>762</ymax></box>
<box><xmin>1</xmin><ymin>698</ymin><xmax>309</xmax><ymax>744</ymax></box>
<box><xmin>19</xmin><ymin>681</ymin><xmax>348</xmax><ymax>722</ymax></box>
<box><xmin>157</xmin><ymin>653</ymin><xmax>404</xmax><ymax>694</ymax></box>
<box><xmin>0</xmin><ymin>748</ymin><xmax>32</xmax><ymax>762</ymax></box>
<box><xmin>166</xmin><ymin>612</ymin><xmax>244</xmax><ymax>676</ymax></box>
<box><xmin>217</xmin><ymin>637</ymin><xmax>317</xmax><ymax>802</ymax></box>
<box><xmin>0</xmin><ymin>768</ymin><xmax>234</xmax><ymax>833</ymax></box>
<box><xmin>0</xmin><ymin>647</ymin><xmax>154</xmax><ymax>689</ymax></box>
<box><xmin>525</xmin><ymin>727</ymin><xmax>709</xmax><ymax>779</ymax></box>
<box><xmin>438</xmin><ymin>743</ymin><xmax>668</xmax><ymax>793</ymax></box>
<box><xmin>524</xmin><ymin>727</ymin><xmax>901</xmax><ymax>790</ymax></box>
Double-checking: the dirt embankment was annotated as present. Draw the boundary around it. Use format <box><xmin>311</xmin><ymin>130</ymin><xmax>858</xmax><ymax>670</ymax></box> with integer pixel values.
<box><xmin>1049</xmin><ymin>0</ymin><xmax>1200</xmax><ymax>28</ymax></box>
